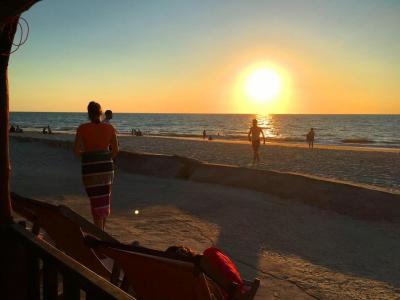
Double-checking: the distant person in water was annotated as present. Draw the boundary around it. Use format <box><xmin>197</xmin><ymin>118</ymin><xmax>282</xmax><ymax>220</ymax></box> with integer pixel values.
<box><xmin>47</xmin><ymin>125</ymin><xmax>52</xmax><ymax>134</ymax></box>
<box><xmin>248</xmin><ymin>119</ymin><xmax>265</xmax><ymax>165</ymax></box>
<box><xmin>103</xmin><ymin>110</ymin><xmax>113</xmax><ymax>124</ymax></box>
<box><xmin>42</xmin><ymin>127</ymin><xmax>47</xmax><ymax>134</ymax></box>
<box><xmin>74</xmin><ymin>101</ymin><xmax>119</xmax><ymax>230</ymax></box>
<box><xmin>9</xmin><ymin>125</ymin><xmax>15</xmax><ymax>133</ymax></box>
<box><xmin>203</xmin><ymin>129</ymin><xmax>206</xmax><ymax>140</ymax></box>
<box><xmin>307</xmin><ymin>128</ymin><xmax>315</xmax><ymax>149</ymax></box>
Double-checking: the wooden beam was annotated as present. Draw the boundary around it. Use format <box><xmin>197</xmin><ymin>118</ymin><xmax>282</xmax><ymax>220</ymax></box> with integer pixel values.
<box><xmin>0</xmin><ymin>0</ymin><xmax>39</xmax><ymax>25</ymax></box>
<box><xmin>0</xmin><ymin>20</ymin><xmax>18</xmax><ymax>225</ymax></box>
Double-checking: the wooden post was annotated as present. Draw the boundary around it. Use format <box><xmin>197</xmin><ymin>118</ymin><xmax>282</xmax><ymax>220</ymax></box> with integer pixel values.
<box><xmin>0</xmin><ymin>19</ymin><xmax>18</xmax><ymax>225</ymax></box>
<box><xmin>0</xmin><ymin>3</ymin><xmax>45</xmax><ymax>299</ymax></box>
<box><xmin>0</xmin><ymin>20</ymin><xmax>30</xmax><ymax>300</ymax></box>
<box><xmin>0</xmin><ymin>0</ymin><xmax>40</xmax><ymax>225</ymax></box>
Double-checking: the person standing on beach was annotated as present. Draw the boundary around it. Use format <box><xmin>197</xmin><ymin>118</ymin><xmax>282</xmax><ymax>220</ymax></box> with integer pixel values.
<box><xmin>307</xmin><ymin>128</ymin><xmax>315</xmax><ymax>149</ymax></box>
<box><xmin>203</xmin><ymin>129</ymin><xmax>206</xmax><ymax>140</ymax></box>
<box><xmin>248</xmin><ymin>119</ymin><xmax>265</xmax><ymax>165</ymax></box>
<box><xmin>74</xmin><ymin>101</ymin><xmax>119</xmax><ymax>230</ymax></box>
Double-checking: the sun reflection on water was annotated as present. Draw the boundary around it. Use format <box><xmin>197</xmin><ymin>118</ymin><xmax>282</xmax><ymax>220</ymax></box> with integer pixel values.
<box><xmin>254</xmin><ymin>114</ymin><xmax>277</xmax><ymax>138</ymax></box>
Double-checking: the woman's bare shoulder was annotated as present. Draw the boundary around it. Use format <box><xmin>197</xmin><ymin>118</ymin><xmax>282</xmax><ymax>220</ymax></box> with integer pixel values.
<box><xmin>77</xmin><ymin>122</ymin><xmax>92</xmax><ymax>130</ymax></box>
<box><xmin>97</xmin><ymin>123</ymin><xmax>116</xmax><ymax>135</ymax></box>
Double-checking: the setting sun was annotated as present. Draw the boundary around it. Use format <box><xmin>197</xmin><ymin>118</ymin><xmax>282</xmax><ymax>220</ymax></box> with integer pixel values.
<box><xmin>233</xmin><ymin>63</ymin><xmax>290</xmax><ymax>114</ymax></box>
<box><xmin>245</xmin><ymin>68</ymin><xmax>282</xmax><ymax>102</ymax></box>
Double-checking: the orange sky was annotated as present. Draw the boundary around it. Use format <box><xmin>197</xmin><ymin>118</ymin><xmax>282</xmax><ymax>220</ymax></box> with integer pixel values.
<box><xmin>9</xmin><ymin>1</ymin><xmax>400</xmax><ymax>114</ymax></box>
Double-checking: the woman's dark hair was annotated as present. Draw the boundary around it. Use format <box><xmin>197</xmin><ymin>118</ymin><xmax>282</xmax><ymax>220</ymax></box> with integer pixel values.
<box><xmin>87</xmin><ymin>101</ymin><xmax>102</xmax><ymax>123</ymax></box>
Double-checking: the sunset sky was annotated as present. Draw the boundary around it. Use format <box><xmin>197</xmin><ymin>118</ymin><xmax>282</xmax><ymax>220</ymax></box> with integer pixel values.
<box><xmin>9</xmin><ymin>0</ymin><xmax>400</xmax><ymax>114</ymax></box>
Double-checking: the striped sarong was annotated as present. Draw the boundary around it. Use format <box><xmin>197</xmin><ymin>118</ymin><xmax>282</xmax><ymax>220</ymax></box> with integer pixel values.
<box><xmin>81</xmin><ymin>151</ymin><xmax>114</xmax><ymax>219</ymax></box>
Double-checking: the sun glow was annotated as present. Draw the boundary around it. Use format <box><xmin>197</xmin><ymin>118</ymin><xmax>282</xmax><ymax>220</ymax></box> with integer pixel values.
<box><xmin>232</xmin><ymin>62</ymin><xmax>291</xmax><ymax>114</ymax></box>
<box><xmin>245</xmin><ymin>68</ymin><xmax>282</xmax><ymax>103</ymax></box>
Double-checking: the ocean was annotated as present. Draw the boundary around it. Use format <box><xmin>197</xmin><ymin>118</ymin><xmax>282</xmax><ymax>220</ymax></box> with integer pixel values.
<box><xmin>10</xmin><ymin>113</ymin><xmax>400</xmax><ymax>149</ymax></box>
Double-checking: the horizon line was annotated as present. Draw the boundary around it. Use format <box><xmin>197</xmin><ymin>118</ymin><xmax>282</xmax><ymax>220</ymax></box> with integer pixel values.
<box><xmin>9</xmin><ymin>111</ymin><xmax>400</xmax><ymax>116</ymax></box>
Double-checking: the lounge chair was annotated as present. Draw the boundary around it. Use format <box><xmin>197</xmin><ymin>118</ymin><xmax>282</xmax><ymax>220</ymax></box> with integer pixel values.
<box><xmin>11</xmin><ymin>193</ymin><xmax>121</xmax><ymax>283</ymax></box>
<box><xmin>92</xmin><ymin>243</ymin><xmax>214</xmax><ymax>300</ymax></box>
<box><xmin>87</xmin><ymin>238</ymin><xmax>260</xmax><ymax>300</ymax></box>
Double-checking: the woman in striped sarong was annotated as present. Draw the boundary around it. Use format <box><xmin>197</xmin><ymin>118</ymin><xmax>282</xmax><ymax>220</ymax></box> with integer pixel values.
<box><xmin>74</xmin><ymin>101</ymin><xmax>119</xmax><ymax>230</ymax></box>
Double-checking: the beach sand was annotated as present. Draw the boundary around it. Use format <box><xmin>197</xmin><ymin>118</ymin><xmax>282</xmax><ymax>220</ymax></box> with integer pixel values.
<box><xmin>13</xmin><ymin>131</ymin><xmax>400</xmax><ymax>193</ymax></box>
<box><xmin>10</xmin><ymin>137</ymin><xmax>400</xmax><ymax>299</ymax></box>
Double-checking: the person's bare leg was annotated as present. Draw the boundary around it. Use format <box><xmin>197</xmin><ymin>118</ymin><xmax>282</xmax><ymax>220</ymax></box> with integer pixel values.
<box><xmin>100</xmin><ymin>218</ymin><xmax>105</xmax><ymax>231</ymax></box>
<box><xmin>93</xmin><ymin>216</ymin><xmax>104</xmax><ymax>230</ymax></box>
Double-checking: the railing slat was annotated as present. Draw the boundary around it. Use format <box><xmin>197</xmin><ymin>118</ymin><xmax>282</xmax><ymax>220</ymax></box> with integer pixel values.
<box><xmin>86</xmin><ymin>287</ymin><xmax>111</xmax><ymax>300</ymax></box>
<box><xmin>63</xmin><ymin>275</ymin><xmax>81</xmax><ymax>300</ymax></box>
<box><xmin>43</xmin><ymin>260</ymin><xmax>59</xmax><ymax>300</ymax></box>
<box><xmin>27</xmin><ymin>252</ymin><xmax>40</xmax><ymax>300</ymax></box>
<box><xmin>10</xmin><ymin>223</ymin><xmax>135</xmax><ymax>300</ymax></box>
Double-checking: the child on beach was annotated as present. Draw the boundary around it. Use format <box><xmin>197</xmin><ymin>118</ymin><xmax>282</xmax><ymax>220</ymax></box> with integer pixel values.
<box><xmin>307</xmin><ymin>128</ymin><xmax>315</xmax><ymax>149</ymax></box>
<box><xmin>248</xmin><ymin>119</ymin><xmax>265</xmax><ymax>165</ymax></box>
<box><xmin>103</xmin><ymin>110</ymin><xmax>113</xmax><ymax>124</ymax></box>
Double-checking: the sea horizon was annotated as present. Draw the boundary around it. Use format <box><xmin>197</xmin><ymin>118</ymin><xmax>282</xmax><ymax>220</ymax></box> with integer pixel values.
<box><xmin>10</xmin><ymin>111</ymin><xmax>400</xmax><ymax>115</ymax></box>
<box><xmin>10</xmin><ymin>112</ymin><xmax>400</xmax><ymax>149</ymax></box>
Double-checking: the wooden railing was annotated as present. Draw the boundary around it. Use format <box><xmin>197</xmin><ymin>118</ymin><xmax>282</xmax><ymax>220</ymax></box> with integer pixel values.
<box><xmin>5</xmin><ymin>223</ymin><xmax>135</xmax><ymax>300</ymax></box>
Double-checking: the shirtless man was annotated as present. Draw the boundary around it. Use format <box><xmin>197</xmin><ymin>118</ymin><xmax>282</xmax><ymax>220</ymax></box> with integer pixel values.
<box><xmin>248</xmin><ymin>119</ymin><xmax>266</xmax><ymax>165</ymax></box>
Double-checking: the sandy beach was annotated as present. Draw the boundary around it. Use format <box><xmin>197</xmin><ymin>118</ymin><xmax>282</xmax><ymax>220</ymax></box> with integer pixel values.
<box><xmin>13</xmin><ymin>131</ymin><xmax>400</xmax><ymax>193</ymax></box>
<box><xmin>10</xmin><ymin>136</ymin><xmax>400</xmax><ymax>299</ymax></box>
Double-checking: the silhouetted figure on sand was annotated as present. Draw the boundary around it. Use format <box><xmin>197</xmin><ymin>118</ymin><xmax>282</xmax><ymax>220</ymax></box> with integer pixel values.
<box><xmin>307</xmin><ymin>128</ymin><xmax>315</xmax><ymax>149</ymax></box>
<box><xmin>132</xmin><ymin>129</ymin><xmax>142</xmax><ymax>136</ymax></box>
<box><xmin>15</xmin><ymin>125</ymin><xmax>23</xmax><ymax>133</ymax></box>
<box><xmin>248</xmin><ymin>119</ymin><xmax>265</xmax><ymax>165</ymax></box>
<box><xmin>203</xmin><ymin>129</ymin><xmax>206</xmax><ymax>140</ymax></box>
<box><xmin>9</xmin><ymin>125</ymin><xmax>15</xmax><ymax>133</ymax></box>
